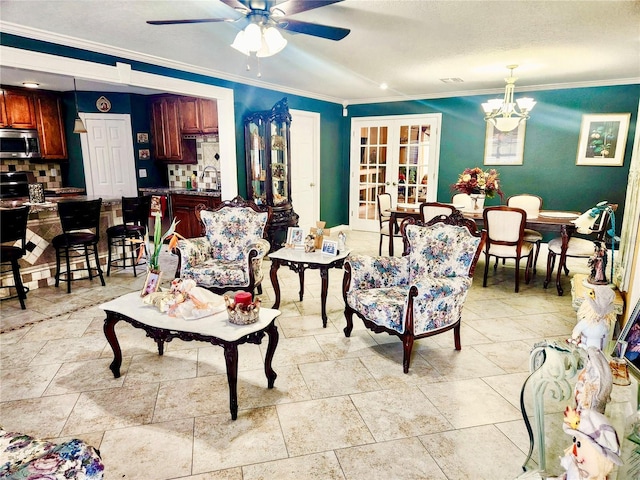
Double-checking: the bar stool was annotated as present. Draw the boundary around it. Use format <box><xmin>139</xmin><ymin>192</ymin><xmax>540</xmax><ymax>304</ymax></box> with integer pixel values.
<box><xmin>107</xmin><ymin>196</ymin><xmax>151</xmax><ymax>276</ymax></box>
<box><xmin>0</xmin><ymin>205</ymin><xmax>31</xmax><ymax>309</ymax></box>
<box><xmin>53</xmin><ymin>198</ymin><xmax>106</xmax><ymax>293</ymax></box>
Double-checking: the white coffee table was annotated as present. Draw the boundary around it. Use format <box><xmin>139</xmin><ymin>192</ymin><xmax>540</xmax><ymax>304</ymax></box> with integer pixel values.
<box><xmin>100</xmin><ymin>292</ymin><xmax>280</xmax><ymax>420</ymax></box>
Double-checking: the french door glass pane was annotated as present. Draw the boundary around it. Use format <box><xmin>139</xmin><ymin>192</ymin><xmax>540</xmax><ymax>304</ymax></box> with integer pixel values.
<box><xmin>358</xmin><ymin>126</ymin><xmax>388</xmax><ymax>220</ymax></box>
<box><xmin>397</xmin><ymin>123</ymin><xmax>431</xmax><ymax>206</ymax></box>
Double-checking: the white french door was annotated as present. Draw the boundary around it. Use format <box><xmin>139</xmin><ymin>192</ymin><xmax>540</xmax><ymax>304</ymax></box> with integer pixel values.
<box><xmin>349</xmin><ymin>114</ymin><xmax>442</xmax><ymax>231</ymax></box>
<box><xmin>79</xmin><ymin>113</ymin><xmax>138</xmax><ymax>198</ymax></box>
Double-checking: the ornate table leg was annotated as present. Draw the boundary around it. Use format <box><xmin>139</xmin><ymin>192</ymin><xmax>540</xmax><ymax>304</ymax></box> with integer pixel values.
<box><xmin>320</xmin><ymin>267</ymin><xmax>329</xmax><ymax>328</ymax></box>
<box><xmin>223</xmin><ymin>343</ymin><xmax>239</xmax><ymax>420</ymax></box>
<box><xmin>270</xmin><ymin>259</ymin><xmax>282</xmax><ymax>309</ymax></box>
<box><xmin>103</xmin><ymin>313</ymin><xmax>122</xmax><ymax>378</ymax></box>
<box><xmin>264</xmin><ymin>321</ymin><xmax>279</xmax><ymax>388</ymax></box>
<box><xmin>298</xmin><ymin>266</ymin><xmax>305</xmax><ymax>301</ymax></box>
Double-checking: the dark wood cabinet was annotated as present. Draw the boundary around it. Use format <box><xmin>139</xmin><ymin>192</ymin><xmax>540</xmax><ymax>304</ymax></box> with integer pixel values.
<box><xmin>33</xmin><ymin>93</ymin><xmax>67</xmax><ymax>160</ymax></box>
<box><xmin>150</xmin><ymin>95</ymin><xmax>199</xmax><ymax>164</ymax></box>
<box><xmin>3</xmin><ymin>89</ymin><xmax>37</xmax><ymax>129</ymax></box>
<box><xmin>244</xmin><ymin>97</ymin><xmax>298</xmax><ymax>251</ymax></box>
<box><xmin>170</xmin><ymin>193</ymin><xmax>221</xmax><ymax>238</ymax></box>
<box><xmin>180</xmin><ymin>97</ymin><xmax>218</xmax><ymax>134</ymax></box>
<box><xmin>0</xmin><ymin>91</ymin><xmax>8</xmax><ymax>127</ymax></box>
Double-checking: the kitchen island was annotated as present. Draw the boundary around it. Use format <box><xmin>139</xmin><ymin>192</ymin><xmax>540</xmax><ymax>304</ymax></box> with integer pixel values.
<box><xmin>0</xmin><ymin>196</ymin><xmax>124</xmax><ymax>297</ymax></box>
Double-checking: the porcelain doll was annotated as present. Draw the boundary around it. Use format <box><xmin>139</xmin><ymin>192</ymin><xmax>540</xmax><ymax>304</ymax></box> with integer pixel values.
<box><xmin>572</xmin><ymin>346</ymin><xmax>612</xmax><ymax>414</ymax></box>
<box><xmin>570</xmin><ymin>286</ymin><xmax>616</xmax><ymax>350</ymax></box>
<box><xmin>555</xmin><ymin>407</ymin><xmax>621</xmax><ymax>480</ymax></box>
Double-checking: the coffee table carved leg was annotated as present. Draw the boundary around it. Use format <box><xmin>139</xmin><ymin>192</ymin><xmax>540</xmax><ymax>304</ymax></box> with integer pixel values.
<box><xmin>264</xmin><ymin>321</ymin><xmax>279</xmax><ymax>388</ymax></box>
<box><xmin>320</xmin><ymin>267</ymin><xmax>329</xmax><ymax>328</ymax></box>
<box><xmin>298</xmin><ymin>267</ymin><xmax>305</xmax><ymax>301</ymax></box>
<box><xmin>103</xmin><ymin>314</ymin><xmax>122</xmax><ymax>378</ymax></box>
<box><xmin>223</xmin><ymin>343</ymin><xmax>239</xmax><ymax>420</ymax></box>
<box><xmin>270</xmin><ymin>260</ymin><xmax>281</xmax><ymax>309</ymax></box>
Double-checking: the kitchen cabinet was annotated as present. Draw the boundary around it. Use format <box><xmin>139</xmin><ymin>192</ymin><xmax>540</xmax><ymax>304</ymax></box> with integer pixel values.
<box><xmin>0</xmin><ymin>91</ymin><xmax>8</xmax><ymax>127</ymax></box>
<box><xmin>3</xmin><ymin>88</ymin><xmax>37</xmax><ymax>129</ymax></box>
<box><xmin>150</xmin><ymin>95</ymin><xmax>196</xmax><ymax>164</ymax></box>
<box><xmin>170</xmin><ymin>192</ymin><xmax>221</xmax><ymax>238</ymax></box>
<box><xmin>33</xmin><ymin>92</ymin><xmax>67</xmax><ymax>160</ymax></box>
<box><xmin>244</xmin><ymin>97</ymin><xmax>298</xmax><ymax>251</ymax></box>
<box><xmin>180</xmin><ymin>97</ymin><xmax>218</xmax><ymax>134</ymax></box>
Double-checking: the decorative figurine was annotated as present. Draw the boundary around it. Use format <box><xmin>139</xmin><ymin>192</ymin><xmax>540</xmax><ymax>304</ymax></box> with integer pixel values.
<box><xmin>588</xmin><ymin>241</ymin><xmax>609</xmax><ymax>285</ymax></box>
<box><xmin>310</xmin><ymin>221</ymin><xmax>330</xmax><ymax>250</ymax></box>
<box><xmin>570</xmin><ymin>285</ymin><xmax>616</xmax><ymax>350</ymax></box>
<box><xmin>304</xmin><ymin>234</ymin><xmax>316</xmax><ymax>253</ymax></box>
<box><xmin>338</xmin><ymin>231</ymin><xmax>347</xmax><ymax>252</ymax></box>
<box><xmin>555</xmin><ymin>407</ymin><xmax>622</xmax><ymax>480</ymax></box>
<box><xmin>572</xmin><ymin>346</ymin><xmax>612</xmax><ymax>414</ymax></box>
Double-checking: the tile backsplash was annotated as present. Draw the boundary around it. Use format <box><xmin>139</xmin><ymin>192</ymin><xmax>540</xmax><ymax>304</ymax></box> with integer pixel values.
<box><xmin>167</xmin><ymin>135</ymin><xmax>221</xmax><ymax>190</ymax></box>
<box><xmin>0</xmin><ymin>160</ymin><xmax>63</xmax><ymax>189</ymax></box>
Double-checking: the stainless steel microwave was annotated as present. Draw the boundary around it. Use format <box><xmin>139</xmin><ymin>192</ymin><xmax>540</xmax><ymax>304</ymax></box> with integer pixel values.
<box><xmin>0</xmin><ymin>129</ymin><xmax>41</xmax><ymax>159</ymax></box>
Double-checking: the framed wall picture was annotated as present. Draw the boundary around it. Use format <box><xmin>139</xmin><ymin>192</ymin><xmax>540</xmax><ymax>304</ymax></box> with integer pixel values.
<box><xmin>286</xmin><ymin>227</ymin><xmax>305</xmax><ymax>248</ymax></box>
<box><xmin>484</xmin><ymin>121</ymin><xmax>526</xmax><ymax>165</ymax></box>
<box><xmin>321</xmin><ymin>239</ymin><xmax>338</xmax><ymax>256</ymax></box>
<box><xmin>576</xmin><ymin>113</ymin><xmax>630</xmax><ymax>166</ymax></box>
<box><xmin>137</xmin><ymin>132</ymin><xmax>149</xmax><ymax>144</ymax></box>
<box><xmin>139</xmin><ymin>149</ymin><xmax>150</xmax><ymax>160</ymax></box>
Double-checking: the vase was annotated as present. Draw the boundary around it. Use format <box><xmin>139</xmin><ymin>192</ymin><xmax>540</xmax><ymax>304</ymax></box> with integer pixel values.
<box><xmin>469</xmin><ymin>193</ymin><xmax>485</xmax><ymax>211</ymax></box>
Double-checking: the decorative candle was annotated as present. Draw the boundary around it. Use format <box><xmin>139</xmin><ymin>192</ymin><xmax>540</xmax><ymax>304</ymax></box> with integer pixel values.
<box><xmin>234</xmin><ymin>291</ymin><xmax>252</xmax><ymax>307</ymax></box>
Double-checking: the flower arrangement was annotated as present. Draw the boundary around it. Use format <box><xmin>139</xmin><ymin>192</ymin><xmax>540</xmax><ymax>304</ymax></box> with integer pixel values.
<box><xmin>136</xmin><ymin>214</ymin><xmax>183</xmax><ymax>272</ymax></box>
<box><xmin>452</xmin><ymin>167</ymin><xmax>504</xmax><ymax>200</ymax></box>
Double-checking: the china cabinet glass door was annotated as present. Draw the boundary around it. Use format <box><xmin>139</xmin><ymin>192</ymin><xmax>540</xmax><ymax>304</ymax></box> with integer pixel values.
<box><xmin>270</xmin><ymin>117</ymin><xmax>289</xmax><ymax>206</ymax></box>
<box><xmin>246</xmin><ymin>115</ymin><xmax>267</xmax><ymax>206</ymax></box>
<box><xmin>350</xmin><ymin>114</ymin><xmax>441</xmax><ymax>232</ymax></box>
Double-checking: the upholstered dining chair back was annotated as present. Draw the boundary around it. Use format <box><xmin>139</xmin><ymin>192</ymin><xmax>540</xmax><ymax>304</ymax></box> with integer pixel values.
<box><xmin>451</xmin><ymin>193</ymin><xmax>473</xmax><ymax>211</ymax></box>
<box><xmin>482</xmin><ymin>206</ymin><xmax>533</xmax><ymax>292</ymax></box>
<box><xmin>419</xmin><ymin>202</ymin><xmax>456</xmax><ymax>223</ymax></box>
<box><xmin>507</xmin><ymin>194</ymin><xmax>542</xmax><ymax>218</ymax></box>
<box><xmin>376</xmin><ymin>192</ymin><xmax>399</xmax><ymax>255</ymax></box>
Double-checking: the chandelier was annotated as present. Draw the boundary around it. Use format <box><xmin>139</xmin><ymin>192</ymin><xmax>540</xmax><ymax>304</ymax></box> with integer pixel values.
<box><xmin>231</xmin><ymin>16</ymin><xmax>287</xmax><ymax>58</ymax></box>
<box><xmin>481</xmin><ymin>65</ymin><xmax>536</xmax><ymax>132</ymax></box>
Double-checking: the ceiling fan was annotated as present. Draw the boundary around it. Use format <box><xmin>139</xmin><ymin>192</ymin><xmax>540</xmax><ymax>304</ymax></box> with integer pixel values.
<box><xmin>147</xmin><ymin>0</ymin><xmax>350</xmax><ymax>43</ymax></box>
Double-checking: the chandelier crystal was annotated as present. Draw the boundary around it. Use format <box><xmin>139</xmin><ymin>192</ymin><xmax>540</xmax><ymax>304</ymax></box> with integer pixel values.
<box><xmin>231</xmin><ymin>17</ymin><xmax>287</xmax><ymax>58</ymax></box>
<box><xmin>482</xmin><ymin>65</ymin><xmax>536</xmax><ymax>132</ymax></box>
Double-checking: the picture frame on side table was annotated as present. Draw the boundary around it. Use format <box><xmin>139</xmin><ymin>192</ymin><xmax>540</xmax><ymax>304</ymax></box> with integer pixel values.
<box><xmin>141</xmin><ymin>270</ymin><xmax>161</xmax><ymax>297</ymax></box>
<box><xmin>483</xmin><ymin>121</ymin><xmax>526</xmax><ymax>165</ymax></box>
<box><xmin>286</xmin><ymin>227</ymin><xmax>305</xmax><ymax>248</ymax></box>
<box><xmin>321</xmin><ymin>239</ymin><xmax>338</xmax><ymax>256</ymax></box>
<box><xmin>613</xmin><ymin>298</ymin><xmax>640</xmax><ymax>379</ymax></box>
<box><xmin>576</xmin><ymin>113</ymin><xmax>630</xmax><ymax>166</ymax></box>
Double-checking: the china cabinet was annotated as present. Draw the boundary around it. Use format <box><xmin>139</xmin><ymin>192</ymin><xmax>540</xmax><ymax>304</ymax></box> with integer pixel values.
<box><xmin>244</xmin><ymin>97</ymin><xmax>298</xmax><ymax>250</ymax></box>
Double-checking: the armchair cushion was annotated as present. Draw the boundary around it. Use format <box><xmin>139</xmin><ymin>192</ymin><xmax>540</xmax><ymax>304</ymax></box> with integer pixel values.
<box><xmin>200</xmin><ymin>208</ymin><xmax>268</xmax><ymax>262</ymax></box>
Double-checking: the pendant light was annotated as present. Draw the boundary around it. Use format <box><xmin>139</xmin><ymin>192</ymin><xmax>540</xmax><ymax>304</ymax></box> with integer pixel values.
<box><xmin>72</xmin><ymin>78</ymin><xmax>87</xmax><ymax>134</ymax></box>
<box><xmin>481</xmin><ymin>65</ymin><xmax>536</xmax><ymax>132</ymax></box>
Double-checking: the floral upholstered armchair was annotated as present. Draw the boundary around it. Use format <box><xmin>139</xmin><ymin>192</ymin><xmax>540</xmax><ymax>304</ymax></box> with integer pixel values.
<box><xmin>176</xmin><ymin>196</ymin><xmax>271</xmax><ymax>295</ymax></box>
<box><xmin>343</xmin><ymin>212</ymin><xmax>486</xmax><ymax>373</ymax></box>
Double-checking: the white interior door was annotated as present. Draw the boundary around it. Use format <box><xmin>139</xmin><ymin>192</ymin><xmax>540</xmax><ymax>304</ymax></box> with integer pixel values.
<box><xmin>79</xmin><ymin>113</ymin><xmax>138</xmax><ymax>198</ymax></box>
<box><xmin>350</xmin><ymin>114</ymin><xmax>441</xmax><ymax>232</ymax></box>
<box><xmin>290</xmin><ymin>109</ymin><xmax>320</xmax><ymax>232</ymax></box>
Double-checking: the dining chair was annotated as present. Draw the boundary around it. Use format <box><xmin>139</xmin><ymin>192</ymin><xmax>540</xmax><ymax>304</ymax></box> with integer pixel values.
<box><xmin>419</xmin><ymin>201</ymin><xmax>456</xmax><ymax>223</ymax></box>
<box><xmin>452</xmin><ymin>193</ymin><xmax>473</xmax><ymax>211</ymax></box>
<box><xmin>544</xmin><ymin>203</ymin><xmax>617</xmax><ymax>294</ymax></box>
<box><xmin>377</xmin><ymin>192</ymin><xmax>401</xmax><ymax>255</ymax></box>
<box><xmin>53</xmin><ymin>198</ymin><xmax>106</xmax><ymax>293</ymax></box>
<box><xmin>106</xmin><ymin>196</ymin><xmax>151</xmax><ymax>276</ymax></box>
<box><xmin>0</xmin><ymin>205</ymin><xmax>31</xmax><ymax>309</ymax></box>
<box><xmin>507</xmin><ymin>194</ymin><xmax>543</xmax><ymax>273</ymax></box>
<box><xmin>482</xmin><ymin>206</ymin><xmax>534</xmax><ymax>293</ymax></box>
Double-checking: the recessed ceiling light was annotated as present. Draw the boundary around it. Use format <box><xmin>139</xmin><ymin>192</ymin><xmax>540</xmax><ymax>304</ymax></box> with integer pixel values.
<box><xmin>440</xmin><ymin>78</ymin><xmax>464</xmax><ymax>83</ymax></box>
<box><xmin>380</xmin><ymin>83</ymin><xmax>388</xmax><ymax>90</ymax></box>
<box><xmin>22</xmin><ymin>82</ymin><xmax>40</xmax><ymax>88</ymax></box>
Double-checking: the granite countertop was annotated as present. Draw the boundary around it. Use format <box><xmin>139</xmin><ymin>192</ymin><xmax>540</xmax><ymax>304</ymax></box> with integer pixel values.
<box><xmin>140</xmin><ymin>187</ymin><xmax>221</xmax><ymax>197</ymax></box>
<box><xmin>44</xmin><ymin>187</ymin><xmax>85</xmax><ymax>194</ymax></box>
<box><xmin>0</xmin><ymin>196</ymin><xmax>122</xmax><ymax>213</ymax></box>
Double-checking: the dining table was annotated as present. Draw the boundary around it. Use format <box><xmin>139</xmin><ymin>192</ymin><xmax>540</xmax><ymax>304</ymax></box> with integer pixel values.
<box><xmin>387</xmin><ymin>206</ymin><xmax>581</xmax><ymax>295</ymax></box>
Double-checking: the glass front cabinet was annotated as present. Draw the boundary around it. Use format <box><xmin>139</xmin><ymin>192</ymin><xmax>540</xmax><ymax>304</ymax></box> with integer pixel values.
<box><xmin>244</xmin><ymin>97</ymin><xmax>298</xmax><ymax>251</ymax></box>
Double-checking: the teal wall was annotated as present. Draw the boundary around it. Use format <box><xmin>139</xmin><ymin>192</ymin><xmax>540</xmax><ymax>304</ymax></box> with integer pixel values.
<box><xmin>1</xmin><ymin>33</ymin><xmax>637</xmax><ymax>231</ymax></box>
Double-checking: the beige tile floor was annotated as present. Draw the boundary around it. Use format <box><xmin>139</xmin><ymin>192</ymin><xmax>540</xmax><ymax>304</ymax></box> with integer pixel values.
<box><xmin>0</xmin><ymin>231</ymin><xmax>590</xmax><ymax>480</ymax></box>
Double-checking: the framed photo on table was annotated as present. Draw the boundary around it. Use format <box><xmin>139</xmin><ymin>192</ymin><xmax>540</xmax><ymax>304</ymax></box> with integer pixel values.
<box><xmin>576</xmin><ymin>113</ymin><xmax>630</xmax><ymax>166</ymax></box>
<box><xmin>141</xmin><ymin>270</ymin><xmax>161</xmax><ymax>297</ymax></box>
<box><xmin>613</xmin><ymin>298</ymin><xmax>640</xmax><ymax>378</ymax></box>
<box><xmin>321</xmin><ymin>239</ymin><xmax>338</xmax><ymax>256</ymax></box>
<box><xmin>483</xmin><ymin>121</ymin><xmax>526</xmax><ymax>165</ymax></box>
<box><xmin>286</xmin><ymin>227</ymin><xmax>305</xmax><ymax>248</ymax></box>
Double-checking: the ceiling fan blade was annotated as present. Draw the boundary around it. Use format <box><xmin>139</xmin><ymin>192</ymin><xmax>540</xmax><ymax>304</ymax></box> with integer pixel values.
<box><xmin>278</xmin><ymin>19</ymin><xmax>350</xmax><ymax>40</ymax></box>
<box><xmin>219</xmin><ymin>0</ymin><xmax>252</xmax><ymax>12</ymax></box>
<box><xmin>276</xmin><ymin>0</ymin><xmax>344</xmax><ymax>16</ymax></box>
<box><xmin>147</xmin><ymin>18</ymin><xmax>232</xmax><ymax>25</ymax></box>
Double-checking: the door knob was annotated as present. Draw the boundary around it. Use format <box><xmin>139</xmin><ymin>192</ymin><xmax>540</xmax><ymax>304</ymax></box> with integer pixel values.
<box><xmin>392</xmin><ymin>182</ymin><xmax>397</xmax><ymax>186</ymax></box>
<box><xmin>310</xmin><ymin>182</ymin><xmax>315</xmax><ymax>187</ymax></box>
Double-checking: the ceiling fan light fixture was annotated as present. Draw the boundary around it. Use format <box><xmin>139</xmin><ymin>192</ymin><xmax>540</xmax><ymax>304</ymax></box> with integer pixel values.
<box><xmin>244</xmin><ymin>23</ymin><xmax>262</xmax><ymax>51</ymax></box>
<box><xmin>257</xmin><ymin>27</ymin><xmax>287</xmax><ymax>57</ymax></box>
<box><xmin>482</xmin><ymin>65</ymin><xmax>535</xmax><ymax>132</ymax></box>
<box><xmin>231</xmin><ymin>30</ymin><xmax>251</xmax><ymax>55</ymax></box>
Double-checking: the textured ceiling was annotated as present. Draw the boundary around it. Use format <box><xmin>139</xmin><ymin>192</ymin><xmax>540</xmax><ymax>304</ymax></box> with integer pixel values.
<box><xmin>1</xmin><ymin>0</ymin><xmax>639</xmax><ymax>104</ymax></box>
